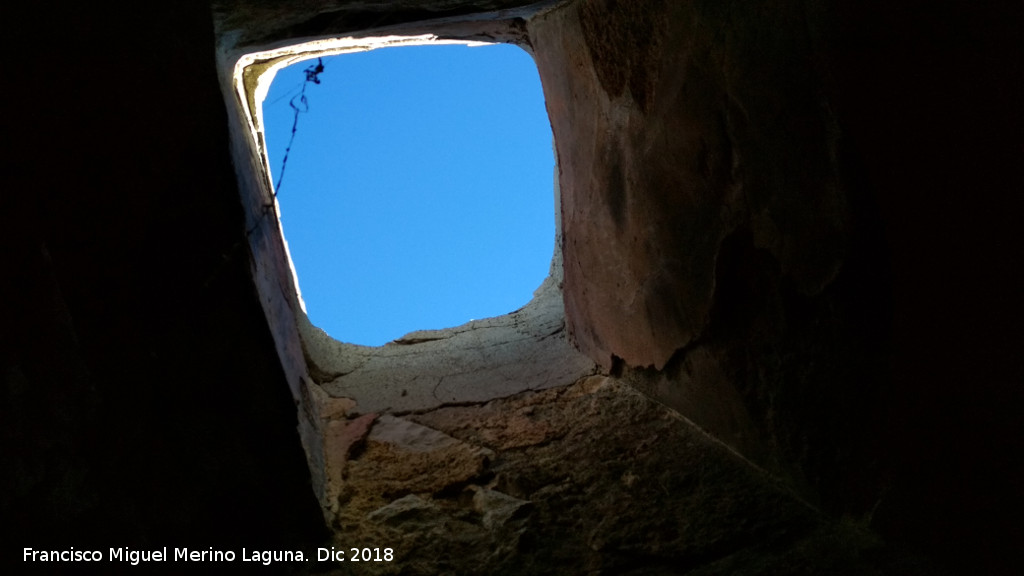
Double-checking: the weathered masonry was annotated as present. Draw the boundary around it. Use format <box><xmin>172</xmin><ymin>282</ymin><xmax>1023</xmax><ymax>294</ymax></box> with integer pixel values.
<box><xmin>4</xmin><ymin>1</ymin><xmax>1020</xmax><ymax>575</ymax></box>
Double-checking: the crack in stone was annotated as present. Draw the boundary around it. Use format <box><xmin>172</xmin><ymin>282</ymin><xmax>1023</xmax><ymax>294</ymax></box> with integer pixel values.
<box><xmin>431</xmin><ymin>374</ymin><xmax>446</xmax><ymax>402</ymax></box>
<box><xmin>391</xmin><ymin>335</ymin><xmax>448</xmax><ymax>345</ymax></box>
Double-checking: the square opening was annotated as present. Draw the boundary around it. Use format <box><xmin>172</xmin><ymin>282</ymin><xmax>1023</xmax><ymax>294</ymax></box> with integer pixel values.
<box><xmin>223</xmin><ymin>17</ymin><xmax>597</xmax><ymax>511</ymax></box>
<box><xmin>259</xmin><ymin>42</ymin><xmax>555</xmax><ymax>346</ymax></box>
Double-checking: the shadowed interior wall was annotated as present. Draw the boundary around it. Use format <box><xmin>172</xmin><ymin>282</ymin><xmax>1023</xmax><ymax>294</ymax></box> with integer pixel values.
<box><xmin>1</xmin><ymin>1</ymin><xmax>328</xmax><ymax>557</ymax></box>
<box><xmin>1</xmin><ymin>1</ymin><xmax>1021</xmax><ymax>574</ymax></box>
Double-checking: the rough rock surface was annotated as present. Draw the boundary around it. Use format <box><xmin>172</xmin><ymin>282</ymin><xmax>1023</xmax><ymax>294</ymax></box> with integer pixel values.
<box><xmin>0</xmin><ymin>0</ymin><xmax>981</xmax><ymax>575</ymax></box>
<box><xmin>4</xmin><ymin>0</ymin><xmax>1020</xmax><ymax>574</ymax></box>
<box><xmin>530</xmin><ymin>0</ymin><xmax>887</xmax><ymax>519</ymax></box>
<box><xmin>536</xmin><ymin>0</ymin><xmax>847</xmax><ymax>372</ymax></box>
<box><xmin>318</xmin><ymin>376</ymin><xmax>912</xmax><ymax>575</ymax></box>
<box><xmin>214</xmin><ymin>0</ymin><xmax>549</xmax><ymax>50</ymax></box>
<box><xmin>210</xmin><ymin>0</ymin><xmax>1022</xmax><ymax>572</ymax></box>
<box><xmin>300</xmin><ymin>276</ymin><xmax>596</xmax><ymax>416</ymax></box>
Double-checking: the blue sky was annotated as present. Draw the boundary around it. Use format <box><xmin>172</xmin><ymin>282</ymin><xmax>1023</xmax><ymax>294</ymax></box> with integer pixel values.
<box><xmin>262</xmin><ymin>43</ymin><xmax>554</xmax><ymax>346</ymax></box>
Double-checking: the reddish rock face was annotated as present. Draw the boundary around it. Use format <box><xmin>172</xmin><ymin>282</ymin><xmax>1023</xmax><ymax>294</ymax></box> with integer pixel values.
<box><xmin>533</xmin><ymin>0</ymin><xmax>848</xmax><ymax>370</ymax></box>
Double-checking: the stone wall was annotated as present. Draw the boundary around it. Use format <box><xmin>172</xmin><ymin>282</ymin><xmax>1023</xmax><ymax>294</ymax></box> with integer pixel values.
<box><xmin>215</xmin><ymin>0</ymin><xmax>1024</xmax><ymax>571</ymax></box>
<box><xmin>2</xmin><ymin>0</ymin><xmax>1020</xmax><ymax>574</ymax></box>
<box><xmin>1</xmin><ymin>1</ymin><xmax>329</xmax><ymax>565</ymax></box>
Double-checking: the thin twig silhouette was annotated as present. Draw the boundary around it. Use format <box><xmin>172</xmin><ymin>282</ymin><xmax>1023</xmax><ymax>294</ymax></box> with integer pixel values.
<box><xmin>274</xmin><ymin>57</ymin><xmax>325</xmax><ymax>195</ymax></box>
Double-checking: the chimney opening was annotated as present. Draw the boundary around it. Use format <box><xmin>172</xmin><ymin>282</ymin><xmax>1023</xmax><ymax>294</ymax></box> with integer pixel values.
<box><xmin>261</xmin><ymin>43</ymin><xmax>555</xmax><ymax>346</ymax></box>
